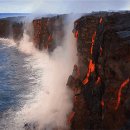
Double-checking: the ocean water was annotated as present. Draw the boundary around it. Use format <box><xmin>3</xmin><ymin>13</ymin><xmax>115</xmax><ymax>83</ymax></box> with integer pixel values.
<box><xmin>0</xmin><ymin>13</ymin><xmax>29</xmax><ymax>19</ymax></box>
<box><xmin>0</xmin><ymin>40</ymin><xmax>41</xmax><ymax>130</ymax></box>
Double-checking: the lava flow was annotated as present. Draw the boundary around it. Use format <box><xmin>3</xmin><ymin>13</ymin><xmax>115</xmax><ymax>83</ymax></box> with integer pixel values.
<box><xmin>99</xmin><ymin>17</ymin><xmax>103</xmax><ymax>56</ymax></box>
<box><xmin>82</xmin><ymin>31</ymin><xmax>96</xmax><ymax>85</ymax></box>
<box><xmin>82</xmin><ymin>17</ymin><xmax>104</xmax><ymax>86</ymax></box>
<box><xmin>115</xmin><ymin>78</ymin><xmax>130</xmax><ymax>110</ymax></box>
<box><xmin>82</xmin><ymin>59</ymin><xmax>95</xmax><ymax>85</ymax></box>
<box><xmin>75</xmin><ymin>30</ymin><xmax>79</xmax><ymax>39</ymax></box>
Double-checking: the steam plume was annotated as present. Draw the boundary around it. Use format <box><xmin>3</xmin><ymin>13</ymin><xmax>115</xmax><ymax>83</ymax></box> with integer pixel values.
<box><xmin>15</xmin><ymin>15</ymin><xmax>79</xmax><ymax>130</ymax></box>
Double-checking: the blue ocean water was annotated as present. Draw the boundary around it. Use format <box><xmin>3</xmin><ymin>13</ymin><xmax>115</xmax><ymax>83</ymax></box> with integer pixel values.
<box><xmin>0</xmin><ymin>13</ymin><xmax>31</xmax><ymax>116</ymax></box>
<box><xmin>0</xmin><ymin>41</ymin><xmax>41</xmax><ymax>128</ymax></box>
<box><xmin>0</xmin><ymin>39</ymin><xmax>42</xmax><ymax>130</ymax></box>
<box><xmin>0</xmin><ymin>43</ymin><xmax>29</xmax><ymax>113</ymax></box>
<box><xmin>0</xmin><ymin>13</ymin><xmax>29</xmax><ymax>19</ymax></box>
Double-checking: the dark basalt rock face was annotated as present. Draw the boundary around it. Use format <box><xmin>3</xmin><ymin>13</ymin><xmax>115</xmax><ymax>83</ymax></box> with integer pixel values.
<box><xmin>0</xmin><ymin>17</ymin><xmax>24</xmax><ymax>41</ymax></box>
<box><xmin>0</xmin><ymin>19</ymin><xmax>10</xmax><ymax>38</ymax></box>
<box><xmin>68</xmin><ymin>12</ymin><xmax>130</xmax><ymax>130</ymax></box>
<box><xmin>12</xmin><ymin>22</ymin><xmax>24</xmax><ymax>41</ymax></box>
<box><xmin>0</xmin><ymin>15</ymin><xmax>65</xmax><ymax>49</ymax></box>
<box><xmin>32</xmin><ymin>15</ymin><xmax>66</xmax><ymax>51</ymax></box>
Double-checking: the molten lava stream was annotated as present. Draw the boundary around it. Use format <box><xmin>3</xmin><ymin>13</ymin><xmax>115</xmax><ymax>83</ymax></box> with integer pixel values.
<box><xmin>115</xmin><ymin>78</ymin><xmax>130</xmax><ymax>110</ymax></box>
<box><xmin>82</xmin><ymin>59</ymin><xmax>95</xmax><ymax>85</ymax></box>
<box><xmin>82</xmin><ymin>31</ymin><xmax>96</xmax><ymax>85</ymax></box>
<box><xmin>82</xmin><ymin>18</ymin><xmax>103</xmax><ymax>85</ymax></box>
<box><xmin>75</xmin><ymin>30</ymin><xmax>78</xmax><ymax>39</ymax></box>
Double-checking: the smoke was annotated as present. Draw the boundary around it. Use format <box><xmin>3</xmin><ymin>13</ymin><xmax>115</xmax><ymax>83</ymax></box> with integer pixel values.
<box><xmin>11</xmin><ymin>14</ymin><xmax>79</xmax><ymax>130</ymax></box>
<box><xmin>18</xmin><ymin>31</ymin><xmax>36</xmax><ymax>54</ymax></box>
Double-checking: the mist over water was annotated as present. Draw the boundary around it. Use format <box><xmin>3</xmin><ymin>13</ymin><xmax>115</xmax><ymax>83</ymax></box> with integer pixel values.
<box><xmin>0</xmin><ymin>14</ymin><xmax>80</xmax><ymax>130</ymax></box>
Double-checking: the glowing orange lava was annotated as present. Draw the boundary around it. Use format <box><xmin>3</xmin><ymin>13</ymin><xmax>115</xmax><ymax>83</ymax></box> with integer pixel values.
<box><xmin>83</xmin><ymin>31</ymin><xmax>96</xmax><ymax>85</ymax></box>
<box><xmin>115</xmin><ymin>78</ymin><xmax>130</xmax><ymax>110</ymax></box>
<box><xmin>82</xmin><ymin>17</ymin><xmax>103</xmax><ymax>86</ymax></box>
<box><xmin>75</xmin><ymin>31</ymin><xmax>79</xmax><ymax>39</ymax></box>
<box><xmin>82</xmin><ymin>59</ymin><xmax>95</xmax><ymax>85</ymax></box>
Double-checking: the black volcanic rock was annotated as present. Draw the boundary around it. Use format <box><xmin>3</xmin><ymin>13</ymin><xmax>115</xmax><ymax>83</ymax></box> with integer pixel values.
<box><xmin>0</xmin><ymin>19</ymin><xmax>10</xmax><ymax>38</ymax></box>
<box><xmin>32</xmin><ymin>15</ymin><xmax>66</xmax><ymax>51</ymax></box>
<box><xmin>0</xmin><ymin>17</ymin><xmax>24</xmax><ymax>41</ymax></box>
<box><xmin>67</xmin><ymin>12</ymin><xmax>130</xmax><ymax>130</ymax></box>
